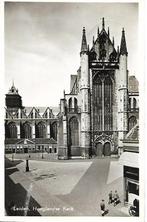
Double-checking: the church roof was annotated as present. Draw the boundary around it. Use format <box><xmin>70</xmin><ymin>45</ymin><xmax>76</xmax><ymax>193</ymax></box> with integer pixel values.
<box><xmin>23</xmin><ymin>106</ymin><xmax>59</xmax><ymax>118</ymax></box>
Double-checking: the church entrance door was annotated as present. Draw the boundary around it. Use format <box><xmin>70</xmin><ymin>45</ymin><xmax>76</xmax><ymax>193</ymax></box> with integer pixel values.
<box><xmin>96</xmin><ymin>142</ymin><xmax>103</xmax><ymax>156</ymax></box>
<box><xmin>103</xmin><ymin>142</ymin><xmax>111</xmax><ymax>156</ymax></box>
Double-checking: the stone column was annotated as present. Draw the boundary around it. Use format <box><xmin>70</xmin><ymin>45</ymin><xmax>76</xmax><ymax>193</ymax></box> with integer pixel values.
<box><xmin>32</xmin><ymin>122</ymin><xmax>35</xmax><ymax>138</ymax></box>
<box><xmin>16</xmin><ymin>122</ymin><xmax>20</xmax><ymax>139</ymax></box>
<box><xmin>80</xmin><ymin>52</ymin><xmax>91</xmax><ymax>158</ymax></box>
<box><xmin>47</xmin><ymin>122</ymin><xmax>50</xmax><ymax>138</ymax></box>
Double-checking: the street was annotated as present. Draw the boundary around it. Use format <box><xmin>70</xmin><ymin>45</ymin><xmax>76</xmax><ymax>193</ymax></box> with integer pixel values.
<box><xmin>5</xmin><ymin>156</ymin><xmax>129</xmax><ymax>216</ymax></box>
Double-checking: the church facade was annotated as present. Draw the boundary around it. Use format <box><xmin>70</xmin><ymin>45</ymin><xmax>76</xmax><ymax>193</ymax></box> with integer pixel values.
<box><xmin>57</xmin><ymin>18</ymin><xmax>139</xmax><ymax>159</ymax></box>
<box><xmin>5</xmin><ymin>18</ymin><xmax>139</xmax><ymax>159</ymax></box>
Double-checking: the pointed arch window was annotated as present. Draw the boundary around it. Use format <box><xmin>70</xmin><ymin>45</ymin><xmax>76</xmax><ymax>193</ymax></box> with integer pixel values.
<box><xmin>93</xmin><ymin>74</ymin><xmax>113</xmax><ymax>132</ymax></box>
<box><xmin>133</xmin><ymin>98</ymin><xmax>137</xmax><ymax>110</ymax></box>
<box><xmin>93</xmin><ymin>75</ymin><xmax>102</xmax><ymax>131</ymax></box>
<box><xmin>129</xmin><ymin>98</ymin><xmax>131</xmax><ymax>110</ymax></box>
<box><xmin>50</xmin><ymin>122</ymin><xmax>57</xmax><ymax>141</ymax></box>
<box><xmin>69</xmin><ymin>117</ymin><xmax>79</xmax><ymax>146</ymax></box>
<box><xmin>23</xmin><ymin>122</ymin><xmax>32</xmax><ymax>139</ymax></box>
<box><xmin>7</xmin><ymin>122</ymin><xmax>17</xmax><ymax>138</ymax></box>
<box><xmin>104</xmin><ymin>77</ymin><xmax>113</xmax><ymax>130</ymax></box>
<box><xmin>68</xmin><ymin>98</ymin><xmax>72</xmax><ymax>112</ymax></box>
<box><xmin>128</xmin><ymin>116</ymin><xmax>137</xmax><ymax>131</ymax></box>
<box><xmin>74</xmin><ymin>98</ymin><xmax>78</xmax><ymax>112</ymax></box>
<box><xmin>36</xmin><ymin>122</ymin><xmax>46</xmax><ymax>138</ymax></box>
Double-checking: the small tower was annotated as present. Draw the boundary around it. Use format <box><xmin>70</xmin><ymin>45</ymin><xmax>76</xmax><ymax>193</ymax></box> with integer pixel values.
<box><xmin>5</xmin><ymin>82</ymin><xmax>22</xmax><ymax>109</ymax></box>
<box><xmin>117</xmin><ymin>28</ymin><xmax>128</xmax><ymax>154</ymax></box>
<box><xmin>80</xmin><ymin>27</ymin><xmax>91</xmax><ymax>158</ymax></box>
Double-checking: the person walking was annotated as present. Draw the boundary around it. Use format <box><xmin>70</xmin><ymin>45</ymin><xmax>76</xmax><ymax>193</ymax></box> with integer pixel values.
<box><xmin>100</xmin><ymin>200</ymin><xmax>105</xmax><ymax>216</ymax></box>
<box><xmin>113</xmin><ymin>190</ymin><xmax>120</xmax><ymax>206</ymax></box>
<box><xmin>108</xmin><ymin>191</ymin><xmax>113</xmax><ymax>204</ymax></box>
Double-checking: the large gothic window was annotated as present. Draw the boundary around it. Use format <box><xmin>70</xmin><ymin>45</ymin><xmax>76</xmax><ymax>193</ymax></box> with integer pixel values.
<box><xmin>7</xmin><ymin>122</ymin><xmax>17</xmax><ymax>138</ymax></box>
<box><xmin>93</xmin><ymin>75</ymin><xmax>102</xmax><ymax>131</ymax></box>
<box><xmin>93</xmin><ymin>74</ymin><xmax>113</xmax><ymax>132</ymax></box>
<box><xmin>104</xmin><ymin>77</ymin><xmax>113</xmax><ymax>130</ymax></box>
<box><xmin>36</xmin><ymin>122</ymin><xmax>46</xmax><ymax>138</ymax></box>
<box><xmin>69</xmin><ymin>117</ymin><xmax>79</xmax><ymax>146</ymax></box>
<box><xmin>50</xmin><ymin>122</ymin><xmax>57</xmax><ymax>141</ymax></box>
<box><xmin>128</xmin><ymin>116</ymin><xmax>137</xmax><ymax>131</ymax></box>
<box><xmin>23</xmin><ymin>122</ymin><xmax>32</xmax><ymax>139</ymax></box>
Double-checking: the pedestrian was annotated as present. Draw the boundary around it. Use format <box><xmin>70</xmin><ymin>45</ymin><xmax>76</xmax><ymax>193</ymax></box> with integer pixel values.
<box><xmin>108</xmin><ymin>191</ymin><xmax>113</xmax><ymax>204</ymax></box>
<box><xmin>113</xmin><ymin>190</ymin><xmax>120</xmax><ymax>206</ymax></box>
<box><xmin>100</xmin><ymin>200</ymin><xmax>105</xmax><ymax>216</ymax></box>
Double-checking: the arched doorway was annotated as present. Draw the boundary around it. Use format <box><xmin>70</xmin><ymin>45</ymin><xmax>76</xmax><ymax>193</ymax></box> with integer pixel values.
<box><xmin>96</xmin><ymin>142</ymin><xmax>103</xmax><ymax>156</ymax></box>
<box><xmin>69</xmin><ymin>117</ymin><xmax>79</xmax><ymax>157</ymax></box>
<box><xmin>69</xmin><ymin>117</ymin><xmax>79</xmax><ymax>146</ymax></box>
<box><xmin>103</xmin><ymin>142</ymin><xmax>111</xmax><ymax>156</ymax></box>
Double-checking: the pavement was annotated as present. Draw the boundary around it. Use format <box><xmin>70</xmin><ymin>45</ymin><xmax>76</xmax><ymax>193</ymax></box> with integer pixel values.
<box><xmin>5</xmin><ymin>155</ymin><xmax>130</xmax><ymax>217</ymax></box>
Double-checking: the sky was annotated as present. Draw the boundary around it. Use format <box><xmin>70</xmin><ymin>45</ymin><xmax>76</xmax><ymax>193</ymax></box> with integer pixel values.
<box><xmin>5</xmin><ymin>2</ymin><xmax>138</xmax><ymax>107</ymax></box>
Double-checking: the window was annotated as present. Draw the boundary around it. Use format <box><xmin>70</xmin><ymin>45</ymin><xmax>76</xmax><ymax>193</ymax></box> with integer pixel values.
<box><xmin>23</xmin><ymin>122</ymin><xmax>32</xmax><ymax>138</ymax></box>
<box><xmin>93</xmin><ymin>74</ymin><xmax>113</xmax><ymax>131</ymax></box>
<box><xmin>7</xmin><ymin>122</ymin><xmax>17</xmax><ymax>138</ymax></box>
<box><xmin>74</xmin><ymin>98</ymin><xmax>78</xmax><ymax>112</ymax></box>
<box><xmin>133</xmin><ymin>98</ymin><xmax>137</xmax><ymax>109</ymax></box>
<box><xmin>93</xmin><ymin>75</ymin><xmax>102</xmax><ymax>131</ymax></box>
<box><xmin>68</xmin><ymin>97</ymin><xmax>72</xmax><ymax>112</ymax></box>
<box><xmin>104</xmin><ymin>77</ymin><xmax>113</xmax><ymax>130</ymax></box>
<box><xmin>50</xmin><ymin>122</ymin><xmax>57</xmax><ymax>141</ymax></box>
<box><xmin>128</xmin><ymin>116</ymin><xmax>137</xmax><ymax>131</ymax></box>
<box><xmin>69</xmin><ymin>117</ymin><xmax>79</xmax><ymax>146</ymax></box>
<box><xmin>36</xmin><ymin>122</ymin><xmax>46</xmax><ymax>138</ymax></box>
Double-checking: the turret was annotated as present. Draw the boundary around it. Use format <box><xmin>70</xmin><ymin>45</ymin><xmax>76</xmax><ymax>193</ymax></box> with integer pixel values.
<box><xmin>120</xmin><ymin>28</ymin><xmax>128</xmax><ymax>56</ymax></box>
<box><xmin>80</xmin><ymin>27</ymin><xmax>91</xmax><ymax>158</ymax></box>
<box><xmin>5</xmin><ymin>82</ymin><xmax>22</xmax><ymax>108</ymax></box>
<box><xmin>80</xmin><ymin>27</ymin><xmax>88</xmax><ymax>55</ymax></box>
<box><xmin>117</xmin><ymin>28</ymin><xmax>128</xmax><ymax>152</ymax></box>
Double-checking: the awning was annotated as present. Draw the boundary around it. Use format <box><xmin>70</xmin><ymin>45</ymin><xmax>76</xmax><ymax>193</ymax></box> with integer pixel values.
<box><xmin>119</xmin><ymin>152</ymin><xmax>139</xmax><ymax>168</ymax></box>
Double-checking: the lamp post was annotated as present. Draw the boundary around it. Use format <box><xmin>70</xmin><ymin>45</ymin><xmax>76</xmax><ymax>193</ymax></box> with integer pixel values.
<box><xmin>26</xmin><ymin>159</ymin><xmax>29</xmax><ymax>172</ymax></box>
<box><xmin>42</xmin><ymin>146</ymin><xmax>44</xmax><ymax>159</ymax></box>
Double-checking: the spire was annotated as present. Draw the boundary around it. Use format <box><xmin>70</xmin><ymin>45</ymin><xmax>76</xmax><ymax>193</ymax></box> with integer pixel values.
<box><xmin>93</xmin><ymin>36</ymin><xmax>95</xmax><ymax>45</ymax></box>
<box><xmin>112</xmin><ymin>37</ymin><xmax>115</xmax><ymax>46</ymax></box>
<box><xmin>120</xmin><ymin>28</ymin><xmax>128</xmax><ymax>55</ymax></box>
<box><xmin>80</xmin><ymin>27</ymin><xmax>87</xmax><ymax>54</ymax></box>
<box><xmin>8</xmin><ymin>81</ymin><xmax>18</xmax><ymax>94</ymax></box>
<box><xmin>97</xmin><ymin>26</ymin><xmax>99</xmax><ymax>36</ymax></box>
<box><xmin>117</xmin><ymin>46</ymin><xmax>120</xmax><ymax>60</ymax></box>
<box><xmin>12</xmin><ymin>79</ymin><xmax>14</xmax><ymax>87</ymax></box>
<box><xmin>108</xmin><ymin>27</ymin><xmax>110</xmax><ymax>37</ymax></box>
<box><xmin>117</xmin><ymin>46</ymin><xmax>119</xmax><ymax>54</ymax></box>
<box><xmin>102</xmin><ymin>17</ymin><xmax>105</xmax><ymax>29</ymax></box>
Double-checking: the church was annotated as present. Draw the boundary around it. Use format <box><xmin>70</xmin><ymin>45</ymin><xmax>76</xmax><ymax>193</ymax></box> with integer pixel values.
<box><xmin>5</xmin><ymin>18</ymin><xmax>139</xmax><ymax>159</ymax></box>
<box><xmin>57</xmin><ymin>18</ymin><xmax>139</xmax><ymax>159</ymax></box>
